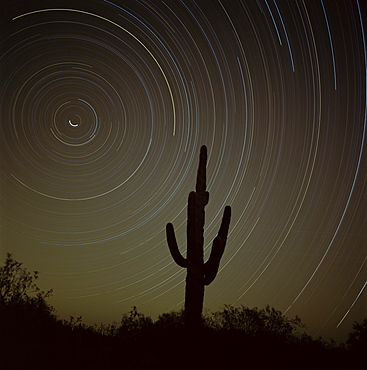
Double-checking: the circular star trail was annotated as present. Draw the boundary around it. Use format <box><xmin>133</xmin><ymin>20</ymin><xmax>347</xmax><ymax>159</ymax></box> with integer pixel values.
<box><xmin>0</xmin><ymin>0</ymin><xmax>366</xmax><ymax>342</ymax></box>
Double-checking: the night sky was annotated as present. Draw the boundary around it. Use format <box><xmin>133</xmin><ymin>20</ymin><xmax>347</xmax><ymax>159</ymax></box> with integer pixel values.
<box><xmin>1</xmin><ymin>0</ymin><xmax>366</xmax><ymax>342</ymax></box>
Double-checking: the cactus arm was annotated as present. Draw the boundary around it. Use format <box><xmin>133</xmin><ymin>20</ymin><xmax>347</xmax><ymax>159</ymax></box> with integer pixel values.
<box><xmin>203</xmin><ymin>206</ymin><xmax>231</xmax><ymax>285</ymax></box>
<box><xmin>218</xmin><ymin>206</ymin><xmax>232</xmax><ymax>245</ymax></box>
<box><xmin>203</xmin><ymin>236</ymin><xmax>223</xmax><ymax>285</ymax></box>
<box><xmin>166</xmin><ymin>223</ymin><xmax>188</xmax><ymax>268</ymax></box>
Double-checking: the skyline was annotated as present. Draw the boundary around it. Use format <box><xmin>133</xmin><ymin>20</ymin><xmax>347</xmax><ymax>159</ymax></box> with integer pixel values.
<box><xmin>0</xmin><ymin>0</ymin><xmax>366</xmax><ymax>342</ymax></box>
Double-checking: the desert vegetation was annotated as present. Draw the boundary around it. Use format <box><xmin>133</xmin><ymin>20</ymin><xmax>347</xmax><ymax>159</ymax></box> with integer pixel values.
<box><xmin>0</xmin><ymin>253</ymin><xmax>365</xmax><ymax>369</ymax></box>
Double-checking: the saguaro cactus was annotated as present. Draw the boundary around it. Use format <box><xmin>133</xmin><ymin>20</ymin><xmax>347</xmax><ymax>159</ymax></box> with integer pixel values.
<box><xmin>166</xmin><ymin>145</ymin><xmax>231</xmax><ymax>330</ymax></box>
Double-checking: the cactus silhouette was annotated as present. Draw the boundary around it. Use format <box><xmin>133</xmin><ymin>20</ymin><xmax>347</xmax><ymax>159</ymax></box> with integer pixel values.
<box><xmin>166</xmin><ymin>145</ymin><xmax>231</xmax><ymax>330</ymax></box>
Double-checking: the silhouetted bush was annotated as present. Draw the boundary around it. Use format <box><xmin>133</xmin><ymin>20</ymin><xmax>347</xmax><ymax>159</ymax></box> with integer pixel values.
<box><xmin>346</xmin><ymin>318</ymin><xmax>367</xmax><ymax>350</ymax></box>
<box><xmin>206</xmin><ymin>304</ymin><xmax>305</xmax><ymax>342</ymax></box>
<box><xmin>345</xmin><ymin>317</ymin><xmax>367</xmax><ymax>366</ymax></box>
<box><xmin>155</xmin><ymin>309</ymin><xmax>185</xmax><ymax>331</ymax></box>
<box><xmin>117</xmin><ymin>306</ymin><xmax>153</xmax><ymax>336</ymax></box>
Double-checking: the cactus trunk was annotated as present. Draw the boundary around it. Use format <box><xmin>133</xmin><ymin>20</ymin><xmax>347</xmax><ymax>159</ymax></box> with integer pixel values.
<box><xmin>166</xmin><ymin>145</ymin><xmax>231</xmax><ymax>331</ymax></box>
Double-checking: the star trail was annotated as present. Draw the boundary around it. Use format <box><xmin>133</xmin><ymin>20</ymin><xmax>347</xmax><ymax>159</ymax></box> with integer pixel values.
<box><xmin>0</xmin><ymin>0</ymin><xmax>366</xmax><ymax>342</ymax></box>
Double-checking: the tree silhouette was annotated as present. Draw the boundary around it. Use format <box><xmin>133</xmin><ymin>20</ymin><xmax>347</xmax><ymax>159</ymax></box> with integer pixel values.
<box><xmin>166</xmin><ymin>145</ymin><xmax>231</xmax><ymax>330</ymax></box>
<box><xmin>346</xmin><ymin>318</ymin><xmax>367</xmax><ymax>358</ymax></box>
<box><xmin>0</xmin><ymin>252</ymin><xmax>53</xmax><ymax>308</ymax></box>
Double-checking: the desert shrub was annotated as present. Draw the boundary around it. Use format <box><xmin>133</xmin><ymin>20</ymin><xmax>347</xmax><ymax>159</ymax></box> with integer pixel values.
<box><xmin>155</xmin><ymin>309</ymin><xmax>185</xmax><ymax>331</ymax></box>
<box><xmin>115</xmin><ymin>306</ymin><xmax>153</xmax><ymax>341</ymax></box>
<box><xmin>207</xmin><ymin>304</ymin><xmax>304</xmax><ymax>342</ymax></box>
